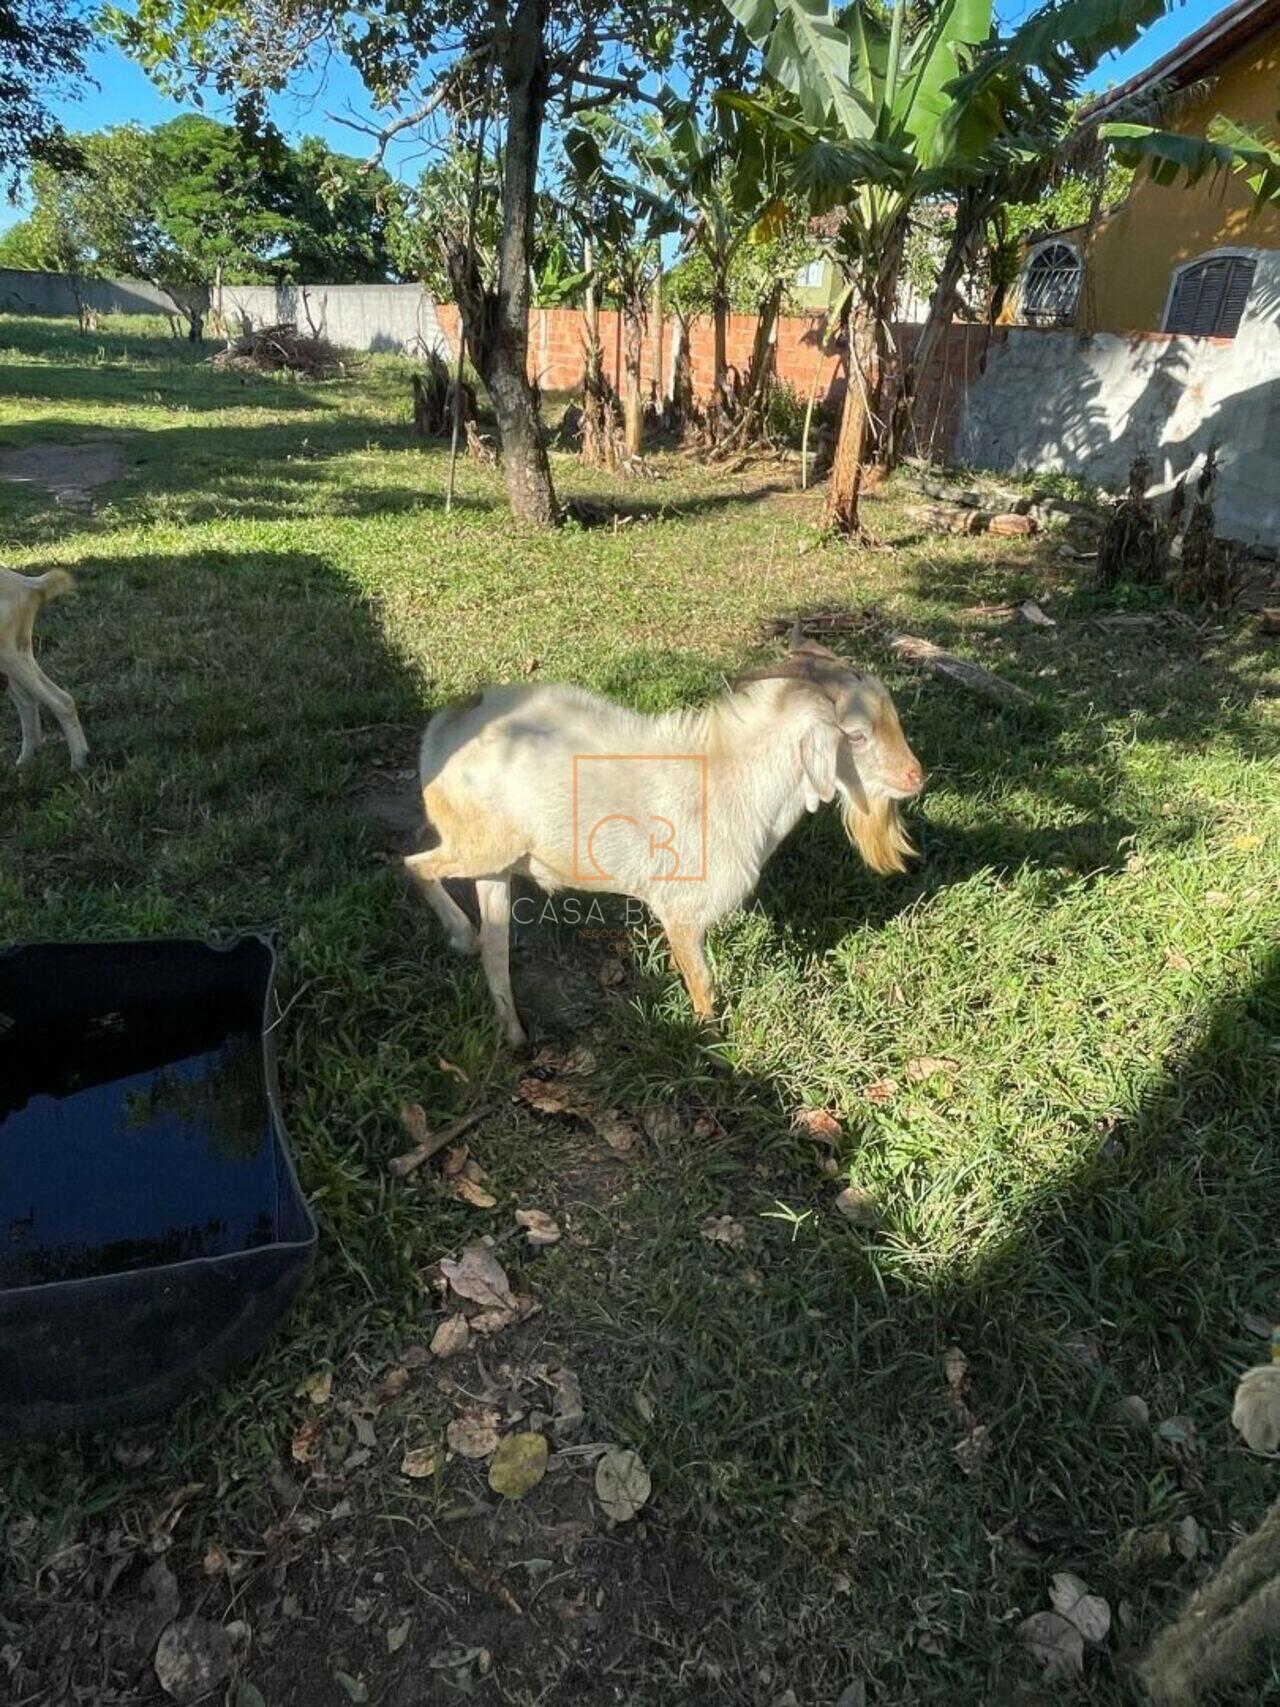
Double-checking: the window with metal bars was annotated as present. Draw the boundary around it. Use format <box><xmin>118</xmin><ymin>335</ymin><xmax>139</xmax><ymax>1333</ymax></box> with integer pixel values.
<box><xmin>1018</xmin><ymin>242</ymin><xmax>1082</xmax><ymax>326</ymax></box>
<box><xmin>1164</xmin><ymin>254</ymin><xmax>1256</xmax><ymax>337</ymax></box>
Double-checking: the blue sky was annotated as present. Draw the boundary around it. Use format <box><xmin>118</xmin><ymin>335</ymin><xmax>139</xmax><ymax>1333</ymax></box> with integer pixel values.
<box><xmin>0</xmin><ymin>0</ymin><xmax>1226</xmax><ymax>234</ymax></box>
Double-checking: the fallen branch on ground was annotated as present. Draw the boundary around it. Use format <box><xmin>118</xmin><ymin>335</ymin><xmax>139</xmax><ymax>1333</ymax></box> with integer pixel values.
<box><xmin>388</xmin><ymin>1106</ymin><xmax>492</xmax><ymax>1178</ymax></box>
<box><xmin>888</xmin><ymin>633</ymin><xmax>1034</xmax><ymax>707</ymax></box>
<box><xmin>764</xmin><ymin>607</ymin><xmax>1034</xmax><ymax>708</ymax></box>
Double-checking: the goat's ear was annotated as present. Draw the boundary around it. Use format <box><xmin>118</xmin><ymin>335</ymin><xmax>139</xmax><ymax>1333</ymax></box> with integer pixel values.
<box><xmin>798</xmin><ymin>719</ymin><xmax>840</xmax><ymax>810</ymax></box>
<box><xmin>835</xmin><ymin>739</ymin><xmax>870</xmax><ymax>815</ymax></box>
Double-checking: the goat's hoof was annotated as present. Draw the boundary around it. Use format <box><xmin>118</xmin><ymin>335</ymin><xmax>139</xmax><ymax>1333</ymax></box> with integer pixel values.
<box><xmin>505</xmin><ymin>1020</ymin><xmax>529</xmax><ymax>1049</ymax></box>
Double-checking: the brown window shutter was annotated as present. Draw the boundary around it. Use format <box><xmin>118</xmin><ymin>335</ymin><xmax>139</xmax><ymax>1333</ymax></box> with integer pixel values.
<box><xmin>1165</xmin><ymin>256</ymin><xmax>1255</xmax><ymax>337</ymax></box>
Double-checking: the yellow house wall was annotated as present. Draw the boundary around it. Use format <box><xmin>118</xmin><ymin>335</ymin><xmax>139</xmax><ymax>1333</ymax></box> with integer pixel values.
<box><xmin>1011</xmin><ymin>26</ymin><xmax>1280</xmax><ymax>333</ymax></box>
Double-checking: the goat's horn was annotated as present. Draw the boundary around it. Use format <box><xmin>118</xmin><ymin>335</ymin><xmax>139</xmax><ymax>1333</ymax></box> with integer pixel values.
<box><xmin>732</xmin><ymin>658</ymin><xmax>848</xmax><ymax>691</ymax></box>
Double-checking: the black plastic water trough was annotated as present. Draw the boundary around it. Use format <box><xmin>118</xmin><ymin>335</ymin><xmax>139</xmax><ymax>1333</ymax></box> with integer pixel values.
<box><xmin>0</xmin><ymin>935</ymin><xmax>316</xmax><ymax>1437</ymax></box>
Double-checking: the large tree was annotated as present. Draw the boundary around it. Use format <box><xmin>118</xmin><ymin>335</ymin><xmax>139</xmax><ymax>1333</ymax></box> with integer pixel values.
<box><xmin>1</xmin><ymin>116</ymin><xmax>406</xmax><ymax>318</ymax></box>
<box><xmin>111</xmin><ymin>0</ymin><xmax>744</xmax><ymax>526</ymax></box>
<box><xmin>0</xmin><ymin>0</ymin><xmax>89</xmax><ymax>193</ymax></box>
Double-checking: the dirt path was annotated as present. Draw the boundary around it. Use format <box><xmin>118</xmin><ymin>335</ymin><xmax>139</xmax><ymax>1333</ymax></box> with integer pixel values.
<box><xmin>0</xmin><ymin>439</ymin><xmax>128</xmax><ymax>510</ymax></box>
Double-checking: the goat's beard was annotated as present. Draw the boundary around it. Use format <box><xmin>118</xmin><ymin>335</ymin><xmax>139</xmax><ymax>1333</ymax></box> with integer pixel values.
<box><xmin>842</xmin><ymin>792</ymin><xmax>914</xmax><ymax>876</ymax></box>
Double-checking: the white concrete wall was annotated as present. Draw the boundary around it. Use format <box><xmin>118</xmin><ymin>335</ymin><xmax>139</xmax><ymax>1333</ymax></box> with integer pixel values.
<box><xmin>218</xmin><ymin>282</ymin><xmax>448</xmax><ymax>358</ymax></box>
<box><xmin>957</xmin><ymin>250</ymin><xmax>1280</xmax><ymax>548</ymax></box>
<box><xmin>0</xmin><ymin>268</ymin><xmax>205</xmax><ymax>318</ymax></box>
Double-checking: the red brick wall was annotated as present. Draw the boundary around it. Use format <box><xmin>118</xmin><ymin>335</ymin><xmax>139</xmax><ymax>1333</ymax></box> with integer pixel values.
<box><xmin>435</xmin><ymin>303</ymin><xmax>996</xmax><ymax>457</ymax></box>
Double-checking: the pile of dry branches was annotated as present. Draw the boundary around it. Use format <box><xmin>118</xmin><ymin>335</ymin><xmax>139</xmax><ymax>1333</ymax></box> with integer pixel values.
<box><xmin>210</xmin><ymin>324</ymin><xmax>346</xmax><ymax>378</ymax></box>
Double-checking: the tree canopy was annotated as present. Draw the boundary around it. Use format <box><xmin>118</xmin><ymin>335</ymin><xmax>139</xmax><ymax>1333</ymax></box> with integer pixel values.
<box><xmin>0</xmin><ymin>116</ymin><xmax>406</xmax><ymax>284</ymax></box>
<box><xmin>0</xmin><ymin>0</ymin><xmax>89</xmax><ymax>192</ymax></box>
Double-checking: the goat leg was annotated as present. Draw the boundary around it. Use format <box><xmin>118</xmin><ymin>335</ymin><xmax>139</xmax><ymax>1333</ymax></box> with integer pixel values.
<box><xmin>6</xmin><ymin>675</ymin><xmax>42</xmax><ymax>766</ymax></box>
<box><xmin>408</xmin><ymin>865</ymin><xmax>479</xmax><ymax>958</ymax></box>
<box><xmin>5</xmin><ymin>654</ymin><xmax>88</xmax><ymax>768</ymax></box>
<box><xmin>664</xmin><ymin>924</ymin><xmax>716</xmax><ymax>1023</ymax></box>
<box><xmin>476</xmin><ymin>877</ymin><xmax>527</xmax><ymax>1048</ymax></box>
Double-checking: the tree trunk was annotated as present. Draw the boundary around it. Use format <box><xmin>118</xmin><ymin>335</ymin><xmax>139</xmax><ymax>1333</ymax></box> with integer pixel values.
<box><xmin>709</xmin><ymin>275</ymin><xmax>730</xmax><ymax>443</ymax></box>
<box><xmin>622</xmin><ymin>293</ymin><xmax>644</xmax><ymax>459</ymax></box>
<box><xmin>824</xmin><ymin>309</ymin><xmax>878</xmax><ymax>536</ymax></box>
<box><xmin>652</xmin><ymin>270</ymin><xmax>664</xmax><ymax>405</ymax></box>
<box><xmin>580</xmin><ymin>234</ymin><xmax>613</xmax><ymax>468</ymax></box>
<box><xmin>446</xmin><ymin>0</ymin><xmax>557</xmax><ymax>526</ymax></box>
<box><xmin>714</xmin><ymin>280</ymin><xmax>782</xmax><ymax>457</ymax></box>
<box><xmin>671</xmin><ymin>312</ymin><xmax>694</xmax><ymax>433</ymax></box>
<box><xmin>712</xmin><ymin>281</ymin><xmax>728</xmax><ymax>394</ymax></box>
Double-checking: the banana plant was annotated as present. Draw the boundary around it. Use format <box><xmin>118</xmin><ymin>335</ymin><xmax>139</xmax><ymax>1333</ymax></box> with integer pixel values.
<box><xmin>1099</xmin><ymin>114</ymin><xmax>1280</xmax><ymax>208</ymax></box>
<box><xmin>719</xmin><ymin>0</ymin><xmax>1173</xmax><ymax>532</ymax></box>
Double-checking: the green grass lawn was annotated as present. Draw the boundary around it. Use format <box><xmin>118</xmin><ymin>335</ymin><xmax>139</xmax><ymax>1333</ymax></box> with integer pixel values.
<box><xmin>1</xmin><ymin>313</ymin><xmax>1277</xmax><ymax>1707</ymax></box>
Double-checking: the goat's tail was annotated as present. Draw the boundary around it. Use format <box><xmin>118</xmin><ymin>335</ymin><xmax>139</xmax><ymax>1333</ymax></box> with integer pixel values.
<box><xmin>30</xmin><ymin>569</ymin><xmax>76</xmax><ymax>605</ymax></box>
<box><xmin>843</xmin><ymin>794</ymin><xmax>915</xmax><ymax>877</ymax></box>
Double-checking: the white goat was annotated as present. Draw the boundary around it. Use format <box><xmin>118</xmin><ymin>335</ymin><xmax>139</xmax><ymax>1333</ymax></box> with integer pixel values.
<box><xmin>406</xmin><ymin>634</ymin><xmax>925</xmax><ymax>1045</ymax></box>
<box><xmin>1</xmin><ymin>568</ymin><xmax>88</xmax><ymax>770</ymax></box>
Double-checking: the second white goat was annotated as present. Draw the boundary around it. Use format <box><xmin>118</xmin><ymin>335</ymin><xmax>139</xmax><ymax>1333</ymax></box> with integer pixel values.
<box><xmin>406</xmin><ymin>633</ymin><xmax>925</xmax><ymax>1045</ymax></box>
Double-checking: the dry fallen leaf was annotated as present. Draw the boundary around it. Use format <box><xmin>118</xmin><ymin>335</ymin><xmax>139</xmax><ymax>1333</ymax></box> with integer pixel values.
<box><xmin>598</xmin><ymin>957</ymin><xmax>626</xmax><ymax>988</ymax></box>
<box><xmin>290</xmin><ymin>1420</ymin><xmax>323</xmax><ymax>1466</ymax></box>
<box><xmin>1237</xmin><ymin>1306</ymin><xmax>1275</xmax><ymax>1340</ymax></box>
<box><xmin>549</xmin><ymin>1366</ymin><xmax>585</xmax><ymax>1438</ymax></box>
<box><xmin>792</xmin><ymin>1107</ymin><xmax>843</xmax><ymax>1143</ymax></box>
<box><xmin>1174</xmin><ymin>1515</ymin><xmax>1205</xmax><ymax>1560</ymax></box>
<box><xmin>1163</xmin><ymin>948</ymin><xmax>1193</xmax><ymax>972</ymax></box>
<box><xmin>518</xmin><ymin>1077</ymin><xmax>582</xmax><ymax>1116</ymax></box>
<box><xmin>296</xmin><ymin>1368</ymin><xmax>333</xmax><ymax>1407</ymax></box>
<box><xmin>700</xmin><ymin>1214</ymin><xmax>747</xmax><ymax>1249</ymax></box>
<box><xmin>447</xmin><ymin>1408</ymin><xmax>501</xmax><ymax>1460</ymax></box>
<box><xmin>905</xmin><ymin>1056</ymin><xmax>960</xmax><ymax>1082</ymax></box>
<box><xmin>1157</xmin><ymin>1414</ymin><xmax>1200</xmax><ymax>1470</ymax></box>
<box><xmin>862</xmin><ymin>1078</ymin><xmax>899</xmax><ymax>1104</ymax></box>
<box><xmin>376</xmin><ymin>1366</ymin><xmax>409</xmax><ymax>1405</ymax></box>
<box><xmin>593</xmin><ymin>1108</ymin><xmax>641</xmax><ymax>1153</ymax></box>
<box><xmin>400</xmin><ymin>1446</ymin><xmax>440</xmax><ymax>1480</ymax></box>
<box><xmin>1019</xmin><ymin>1610</ymin><xmax>1084</xmax><ymax>1680</ymax></box>
<box><xmin>943</xmin><ymin>1347</ymin><xmax>969</xmax><ymax>1391</ymax></box>
<box><xmin>1203</xmin><ymin>890</ymin><xmax>1232</xmax><ymax>908</ymax></box>
<box><xmin>642</xmin><ymin>1105</ymin><xmax>682</xmax><ymax>1143</ymax></box>
<box><xmin>399</xmin><ymin>1102</ymin><xmax>430</xmax><ymax>1146</ymax></box>
<box><xmin>113</xmin><ymin>1435</ymin><xmax>156</xmax><ymax>1470</ymax></box>
<box><xmin>595</xmin><ymin>1447</ymin><xmax>651</xmax><ymax>1523</ymax></box>
<box><xmin>154</xmin><ymin>1618</ymin><xmax>235</xmax><ymax>1703</ymax></box>
<box><xmin>488</xmin><ymin>1432</ymin><xmax>549</xmax><ymax>1499</ymax></box>
<box><xmin>1233</xmin><ymin>1365</ymin><xmax>1280</xmax><ymax>1452</ymax></box>
<box><xmin>442</xmin><ymin>1144</ymin><xmax>469</xmax><ymax>1177</ymax></box>
<box><xmin>1050</xmin><ymin>1572</ymin><xmax>1111</xmax><ymax>1643</ymax></box>
<box><xmin>515</xmin><ymin>1207</ymin><xmax>562</xmax><ymax>1247</ymax></box>
<box><xmin>440</xmin><ymin>1244</ymin><xmax>517</xmax><ymax>1313</ymax></box>
<box><xmin>430</xmin><ymin>1315</ymin><xmax>471</xmax><ymax>1359</ymax></box>
<box><xmin>549</xmin><ymin>1044</ymin><xmax>596</xmax><ymax>1075</ymax></box>
<box><xmin>1118</xmin><ymin>1525</ymin><xmax>1174</xmax><ymax>1569</ymax></box>
<box><xmin>399</xmin><ymin>1344</ymin><xmax>432</xmax><ymax>1369</ymax></box>
<box><xmin>953</xmin><ymin>1424</ymin><xmax>990</xmax><ymax>1476</ymax></box>
<box><xmin>834</xmin><ymin>1185</ymin><xmax>877</xmax><ymax>1226</ymax></box>
<box><xmin>1019</xmin><ymin>600</ymin><xmax>1056</xmax><ymax>628</ymax></box>
<box><xmin>334</xmin><ymin>1673</ymin><xmax>368</xmax><ymax>1704</ymax></box>
<box><xmin>1118</xmin><ymin>1394</ymin><xmax>1150</xmax><ymax>1428</ymax></box>
<box><xmin>438</xmin><ymin>1056</ymin><xmax>469</xmax><ymax>1084</ymax></box>
<box><xmin>453</xmin><ymin>1177</ymin><xmax>498</xmax><ymax>1210</ymax></box>
<box><xmin>386</xmin><ymin>1618</ymin><xmax>411</xmax><ymax>1654</ymax></box>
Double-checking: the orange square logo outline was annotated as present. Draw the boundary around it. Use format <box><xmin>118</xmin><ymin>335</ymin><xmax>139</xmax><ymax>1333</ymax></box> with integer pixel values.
<box><xmin>571</xmin><ymin>754</ymin><xmax>708</xmax><ymax>882</ymax></box>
